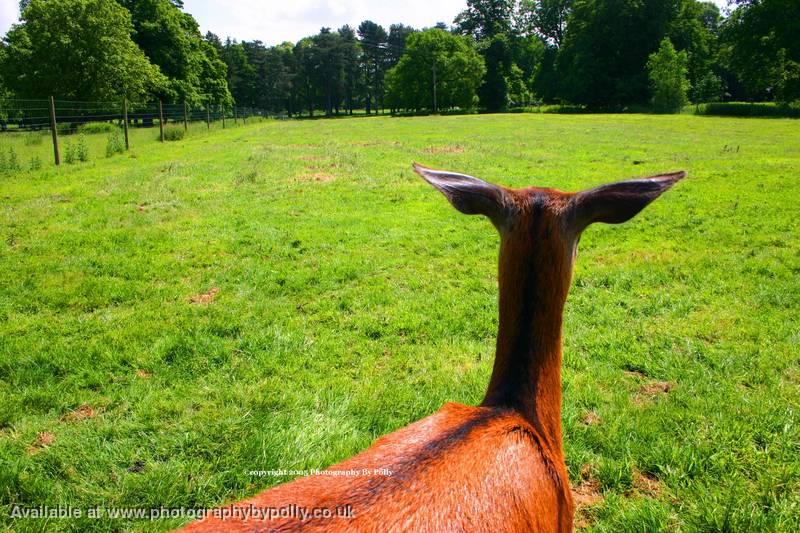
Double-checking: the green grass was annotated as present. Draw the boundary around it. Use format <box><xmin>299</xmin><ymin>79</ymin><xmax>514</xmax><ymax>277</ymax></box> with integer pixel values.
<box><xmin>1</xmin><ymin>113</ymin><xmax>798</xmax><ymax>531</ymax></box>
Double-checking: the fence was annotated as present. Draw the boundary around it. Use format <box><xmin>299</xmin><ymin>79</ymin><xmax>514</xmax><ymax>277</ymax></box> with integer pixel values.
<box><xmin>0</xmin><ymin>97</ymin><xmax>277</xmax><ymax>166</ymax></box>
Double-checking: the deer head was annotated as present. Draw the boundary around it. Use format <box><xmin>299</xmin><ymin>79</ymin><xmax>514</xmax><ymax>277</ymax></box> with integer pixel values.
<box><xmin>413</xmin><ymin>162</ymin><xmax>685</xmax><ymax>451</ymax></box>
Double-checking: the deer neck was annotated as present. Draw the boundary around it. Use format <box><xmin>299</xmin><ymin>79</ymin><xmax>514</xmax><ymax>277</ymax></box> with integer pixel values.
<box><xmin>481</xmin><ymin>234</ymin><xmax>573</xmax><ymax>456</ymax></box>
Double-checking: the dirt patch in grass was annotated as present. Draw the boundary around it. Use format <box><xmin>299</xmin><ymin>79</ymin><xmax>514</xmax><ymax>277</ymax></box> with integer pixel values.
<box><xmin>136</xmin><ymin>370</ymin><xmax>153</xmax><ymax>379</ymax></box>
<box><xmin>127</xmin><ymin>460</ymin><xmax>146</xmax><ymax>474</ymax></box>
<box><xmin>581</xmin><ymin>411</ymin><xmax>602</xmax><ymax>426</ymax></box>
<box><xmin>633</xmin><ymin>381</ymin><xmax>675</xmax><ymax>404</ymax></box>
<box><xmin>65</xmin><ymin>404</ymin><xmax>96</xmax><ymax>422</ymax></box>
<box><xmin>350</xmin><ymin>140</ymin><xmax>402</xmax><ymax>147</ymax></box>
<box><xmin>572</xmin><ymin>464</ymin><xmax>603</xmax><ymax>529</ymax></box>
<box><xmin>423</xmin><ymin>145</ymin><xmax>465</xmax><ymax>154</ymax></box>
<box><xmin>27</xmin><ymin>431</ymin><xmax>55</xmax><ymax>454</ymax></box>
<box><xmin>623</xmin><ymin>369</ymin><xmax>648</xmax><ymax>379</ymax></box>
<box><xmin>632</xmin><ymin>470</ymin><xmax>663</xmax><ymax>497</ymax></box>
<box><xmin>297</xmin><ymin>172</ymin><xmax>335</xmax><ymax>183</ymax></box>
<box><xmin>639</xmin><ymin>381</ymin><xmax>675</xmax><ymax>396</ymax></box>
<box><xmin>189</xmin><ymin>287</ymin><xmax>220</xmax><ymax>304</ymax></box>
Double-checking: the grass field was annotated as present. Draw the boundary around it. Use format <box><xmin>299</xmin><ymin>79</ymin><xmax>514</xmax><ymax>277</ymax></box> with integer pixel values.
<box><xmin>1</xmin><ymin>113</ymin><xmax>798</xmax><ymax>531</ymax></box>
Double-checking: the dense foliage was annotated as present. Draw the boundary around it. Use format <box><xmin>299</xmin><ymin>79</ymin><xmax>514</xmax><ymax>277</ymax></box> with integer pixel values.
<box><xmin>0</xmin><ymin>0</ymin><xmax>797</xmax><ymax>112</ymax></box>
<box><xmin>3</xmin><ymin>0</ymin><xmax>166</xmax><ymax>101</ymax></box>
<box><xmin>385</xmin><ymin>29</ymin><xmax>486</xmax><ymax>112</ymax></box>
<box><xmin>647</xmin><ymin>38</ymin><xmax>690</xmax><ymax>112</ymax></box>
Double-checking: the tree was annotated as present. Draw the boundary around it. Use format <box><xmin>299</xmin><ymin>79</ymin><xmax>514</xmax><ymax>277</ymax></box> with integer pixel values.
<box><xmin>358</xmin><ymin>21</ymin><xmax>388</xmax><ymax>114</ymax></box>
<box><xmin>647</xmin><ymin>38</ymin><xmax>690</xmax><ymax>112</ymax></box>
<box><xmin>312</xmin><ymin>28</ymin><xmax>346</xmax><ymax>116</ymax></box>
<box><xmin>509</xmin><ymin>35</ymin><xmax>546</xmax><ymax>105</ymax></box>
<box><xmin>454</xmin><ymin>0</ymin><xmax>514</xmax><ymax>40</ymax></box>
<box><xmin>479</xmin><ymin>34</ymin><xmax>513</xmax><ymax>110</ymax></box>
<box><xmin>720</xmin><ymin>0</ymin><xmax>800</xmax><ymax>102</ymax></box>
<box><xmin>385</xmin><ymin>29</ymin><xmax>485</xmax><ymax>113</ymax></box>
<box><xmin>2</xmin><ymin>0</ymin><xmax>165</xmax><ymax>101</ymax></box>
<box><xmin>221</xmin><ymin>39</ymin><xmax>255</xmax><ymax>105</ymax></box>
<box><xmin>338</xmin><ymin>26</ymin><xmax>361</xmax><ymax>115</ymax></box>
<box><xmin>115</xmin><ymin>0</ymin><xmax>231</xmax><ymax>105</ymax></box>
<box><xmin>516</xmin><ymin>0</ymin><xmax>573</xmax><ymax>47</ymax></box>
<box><xmin>454</xmin><ymin>0</ymin><xmax>516</xmax><ymax>111</ymax></box>
<box><xmin>387</xmin><ymin>24</ymin><xmax>417</xmax><ymax>68</ymax></box>
<box><xmin>556</xmin><ymin>0</ymin><xmax>705</xmax><ymax>107</ymax></box>
<box><xmin>694</xmin><ymin>71</ymin><xmax>725</xmax><ymax>102</ymax></box>
<box><xmin>293</xmin><ymin>38</ymin><xmax>318</xmax><ymax>117</ymax></box>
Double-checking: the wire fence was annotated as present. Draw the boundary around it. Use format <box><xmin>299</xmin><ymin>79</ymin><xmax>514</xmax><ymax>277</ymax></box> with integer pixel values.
<box><xmin>0</xmin><ymin>97</ymin><xmax>283</xmax><ymax>168</ymax></box>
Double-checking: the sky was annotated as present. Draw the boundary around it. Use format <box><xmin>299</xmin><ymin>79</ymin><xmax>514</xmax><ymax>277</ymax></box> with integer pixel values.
<box><xmin>0</xmin><ymin>0</ymin><xmax>730</xmax><ymax>47</ymax></box>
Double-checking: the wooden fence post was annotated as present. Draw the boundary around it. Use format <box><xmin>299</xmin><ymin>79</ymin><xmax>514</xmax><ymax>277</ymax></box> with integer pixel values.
<box><xmin>206</xmin><ymin>106</ymin><xmax>210</xmax><ymax>130</ymax></box>
<box><xmin>234</xmin><ymin>106</ymin><xmax>238</xmax><ymax>125</ymax></box>
<box><xmin>183</xmin><ymin>101</ymin><xmax>188</xmax><ymax>131</ymax></box>
<box><xmin>159</xmin><ymin>101</ymin><xmax>165</xmax><ymax>142</ymax></box>
<box><xmin>123</xmin><ymin>99</ymin><xmax>129</xmax><ymax>150</ymax></box>
<box><xmin>222</xmin><ymin>105</ymin><xmax>226</xmax><ymax>129</ymax></box>
<box><xmin>49</xmin><ymin>96</ymin><xmax>60</xmax><ymax>166</ymax></box>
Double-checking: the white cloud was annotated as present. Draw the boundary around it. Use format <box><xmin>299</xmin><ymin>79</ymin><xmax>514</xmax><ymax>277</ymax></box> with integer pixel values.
<box><xmin>0</xmin><ymin>1</ymin><xmax>20</xmax><ymax>36</ymax></box>
<box><xmin>0</xmin><ymin>0</ymin><xmax>733</xmax><ymax>47</ymax></box>
<box><xmin>183</xmin><ymin>0</ymin><xmax>464</xmax><ymax>44</ymax></box>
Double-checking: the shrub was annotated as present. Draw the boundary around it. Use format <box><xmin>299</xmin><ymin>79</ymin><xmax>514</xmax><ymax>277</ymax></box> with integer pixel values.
<box><xmin>7</xmin><ymin>147</ymin><xmax>19</xmax><ymax>172</ymax></box>
<box><xmin>57</xmin><ymin>122</ymin><xmax>75</xmax><ymax>135</ymax></box>
<box><xmin>693</xmin><ymin>72</ymin><xmax>725</xmax><ymax>104</ymax></box>
<box><xmin>64</xmin><ymin>141</ymin><xmax>76</xmax><ymax>164</ymax></box>
<box><xmin>647</xmin><ymin>38</ymin><xmax>690</xmax><ymax>113</ymax></box>
<box><xmin>76</xmin><ymin>135</ymin><xmax>89</xmax><ymax>162</ymax></box>
<box><xmin>0</xmin><ymin>146</ymin><xmax>21</xmax><ymax>173</ymax></box>
<box><xmin>79</xmin><ymin>122</ymin><xmax>119</xmax><ymax>134</ymax></box>
<box><xmin>24</xmin><ymin>132</ymin><xmax>45</xmax><ymax>146</ymax></box>
<box><xmin>163</xmin><ymin>126</ymin><xmax>185</xmax><ymax>141</ymax></box>
<box><xmin>106</xmin><ymin>132</ymin><xmax>125</xmax><ymax>157</ymax></box>
<box><xmin>693</xmin><ymin>102</ymin><xmax>800</xmax><ymax>118</ymax></box>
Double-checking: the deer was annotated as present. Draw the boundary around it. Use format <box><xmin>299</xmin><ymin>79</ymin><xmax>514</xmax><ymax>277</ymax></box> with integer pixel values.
<box><xmin>179</xmin><ymin>163</ymin><xmax>685</xmax><ymax>532</ymax></box>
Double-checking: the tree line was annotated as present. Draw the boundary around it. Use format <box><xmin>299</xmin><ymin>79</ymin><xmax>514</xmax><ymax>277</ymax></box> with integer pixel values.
<box><xmin>0</xmin><ymin>0</ymin><xmax>797</xmax><ymax>116</ymax></box>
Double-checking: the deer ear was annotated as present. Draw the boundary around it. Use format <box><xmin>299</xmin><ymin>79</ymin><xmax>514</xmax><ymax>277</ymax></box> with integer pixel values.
<box><xmin>567</xmin><ymin>171</ymin><xmax>685</xmax><ymax>231</ymax></box>
<box><xmin>413</xmin><ymin>163</ymin><xmax>512</xmax><ymax>228</ymax></box>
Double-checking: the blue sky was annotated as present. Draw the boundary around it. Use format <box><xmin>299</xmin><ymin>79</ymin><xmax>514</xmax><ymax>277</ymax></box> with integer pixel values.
<box><xmin>1</xmin><ymin>0</ymin><xmax>730</xmax><ymax>47</ymax></box>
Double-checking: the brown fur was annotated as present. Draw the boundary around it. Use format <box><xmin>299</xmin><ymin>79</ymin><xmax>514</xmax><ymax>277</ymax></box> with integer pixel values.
<box><xmin>178</xmin><ymin>165</ymin><xmax>684</xmax><ymax>532</ymax></box>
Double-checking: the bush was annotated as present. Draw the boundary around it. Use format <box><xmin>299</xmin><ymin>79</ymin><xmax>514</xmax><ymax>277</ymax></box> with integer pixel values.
<box><xmin>79</xmin><ymin>122</ymin><xmax>120</xmax><ymax>134</ymax></box>
<box><xmin>76</xmin><ymin>135</ymin><xmax>89</xmax><ymax>162</ymax></box>
<box><xmin>693</xmin><ymin>72</ymin><xmax>725</xmax><ymax>104</ymax></box>
<box><xmin>693</xmin><ymin>102</ymin><xmax>800</xmax><ymax>118</ymax></box>
<box><xmin>64</xmin><ymin>141</ymin><xmax>76</xmax><ymax>164</ymax></box>
<box><xmin>163</xmin><ymin>126</ymin><xmax>185</xmax><ymax>141</ymax></box>
<box><xmin>24</xmin><ymin>132</ymin><xmax>45</xmax><ymax>146</ymax></box>
<box><xmin>57</xmin><ymin>122</ymin><xmax>75</xmax><ymax>135</ymax></box>
<box><xmin>8</xmin><ymin>147</ymin><xmax>19</xmax><ymax>171</ymax></box>
<box><xmin>0</xmin><ymin>146</ymin><xmax>21</xmax><ymax>173</ymax></box>
<box><xmin>647</xmin><ymin>38</ymin><xmax>690</xmax><ymax>113</ymax></box>
<box><xmin>106</xmin><ymin>131</ymin><xmax>125</xmax><ymax>157</ymax></box>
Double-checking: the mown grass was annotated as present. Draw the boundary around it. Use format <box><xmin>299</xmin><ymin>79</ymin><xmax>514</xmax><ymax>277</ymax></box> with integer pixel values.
<box><xmin>0</xmin><ymin>113</ymin><xmax>798</xmax><ymax>531</ymax></box>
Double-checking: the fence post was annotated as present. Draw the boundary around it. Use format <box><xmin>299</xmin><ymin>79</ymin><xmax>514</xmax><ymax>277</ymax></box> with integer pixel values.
<box><xmin>243</xmin><ymin>108</ymin><xmax>247</xmax><ymax>125</ymax></box>
<box><xmin>158</xmin><ymin>101</ymin><xmax>165</xmax><ymax>142</ymax></box>
<box><xmin>206</xmin><ymin>106</ymin><xmax>210</xmax><ymax>130</ymax></box>
<box><xmin>49</xmin><ymin>96</ymin><xmax>60</xmax><ymax>166</ymax></box>
<box><xmin>123</xmin><ymin>99</ymin><xmax>129</xmax><ymax>150</ymax></box>
<box><xmin>183</xmin><ymin>101</ymin><xmax>188</xmax><ymax>131</ymax></box>
<box><xmin>234</xmin><ymin>106</ymin><xmax>238</xmax><ymax>125</ymax></box>
<box><xmin>222</xmin><ymin>105</ymin><xmax>226</xmax><ymax>129</ymax></box>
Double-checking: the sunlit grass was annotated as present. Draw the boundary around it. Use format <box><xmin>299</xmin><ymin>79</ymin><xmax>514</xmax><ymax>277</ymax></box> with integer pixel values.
<box><xmin>1</xmin><ymin>113</ymin><xmax>798</xmax><ymax>531</ymax></box>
